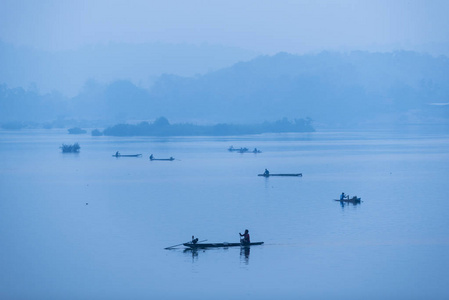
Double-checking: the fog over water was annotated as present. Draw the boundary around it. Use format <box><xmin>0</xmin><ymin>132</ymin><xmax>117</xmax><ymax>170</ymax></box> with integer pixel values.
<box><xmin>1</xmin><ymin>129</ymin><xmax>448</xmax><ymax>299</ymax></box>
<box><xmin>1</xmin><ymin>1</ymin><xmax>449</xmax><ymax>299</ymax></box>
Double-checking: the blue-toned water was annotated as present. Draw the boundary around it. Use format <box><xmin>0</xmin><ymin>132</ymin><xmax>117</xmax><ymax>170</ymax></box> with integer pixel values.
<box><xmin>1</xmin><ymin>129</ymin><xmax>448</xmax><ymax>299</ymax></box>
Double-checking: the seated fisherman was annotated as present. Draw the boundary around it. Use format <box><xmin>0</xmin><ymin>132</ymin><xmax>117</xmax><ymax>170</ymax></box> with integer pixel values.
<box><xmin>239</xmin><ymin>229</ymin><xmax>250</xmax><ymax>244</ymax></box>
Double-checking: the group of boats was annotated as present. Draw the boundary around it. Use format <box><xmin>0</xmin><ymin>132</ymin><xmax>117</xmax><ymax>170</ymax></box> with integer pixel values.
<box><xmin>112</xmin><ymin>152</ymin><xmax>175</xmax><ymax>161</ymax></box>
<box><xmin>160</xmin><ymin>146</ymin><xmax>361</xmax><ymax>252</ymax></box>
<box><xmin>116</xmin><ymin>146</ymin><xmax>360</xmax><ymax>252</ymax></box>
<box><xmin>228</xmin><ymin>146</ymin><xmax>262</xmax><ymax>153</ymax></box>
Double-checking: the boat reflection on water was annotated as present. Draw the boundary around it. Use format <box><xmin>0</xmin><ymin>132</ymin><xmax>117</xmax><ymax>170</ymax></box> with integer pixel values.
<box><xmin>183</xmin><ymin>248</ymin><xmax>200</xmax><ymax>262</ymax></box>
<box><xmin>240</xmin><ymin>246</ymin><xmax>250</xmax><ymax>264</ymax></box>
<box><xmin>182</xmin><ymin>246</ymin><xmax>252</xmax><ymax>264</ymax></box>
<box><xmin>339</xmin><ymin>200</ymin><xmax>362</xmax><ymax>208</ymax></box>
<box><xmin>335</xmin><ymin>196</ymin><xmax>362</xmax><ymax>208</ymax></box>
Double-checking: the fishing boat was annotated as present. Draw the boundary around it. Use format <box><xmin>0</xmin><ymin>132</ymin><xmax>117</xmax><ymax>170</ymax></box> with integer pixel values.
<box><xmin>334</xmin><ymin>196</ymin><xmax>361</xmax><ymax>203</ymax></box>
<box><xmin>149</xmin><ymin>154</ymin><xmax>174</xmax><ymax>161</ymax></box>
<box><xmin>258</xmin><ymin>173</ymin><xmax>302</xmax><ymax>177</ymax></box>
<box><xmin>228</xmin><ymin>146</ymin><xmax>248</xmax><ymax>153</ymax></box>
<box><xmin>183</xmin><ymin>241</ymin><xmax>264</xmax><ymax>249</ymax></box>
<box><xmin>238</xmin><ymin>148</ymin><xmax>262</xmax><ymax>153</ymax></box>
<box><xmin>112</xmin><ymin>153</ymin><xmax>142</xmax><ymax>157</ymax></box>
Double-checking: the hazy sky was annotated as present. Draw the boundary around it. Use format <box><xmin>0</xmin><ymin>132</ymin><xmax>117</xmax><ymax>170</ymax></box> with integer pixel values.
<box><xmin>1</xmin><ymin>0</ymin><xmax>449</xmax><ymax>54</ymax></box>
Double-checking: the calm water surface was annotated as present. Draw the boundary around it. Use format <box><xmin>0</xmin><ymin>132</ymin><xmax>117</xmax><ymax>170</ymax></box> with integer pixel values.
<box><xmin>0</xmin><ymin>129</ymin><xmax>448</xmax><ymax>299</ymax></box>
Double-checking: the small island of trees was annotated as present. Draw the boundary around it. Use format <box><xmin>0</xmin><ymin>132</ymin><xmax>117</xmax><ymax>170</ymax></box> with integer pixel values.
<box><xmin>101</xmin><ymin>117</ymin><xmax>314</xmax><ymax>137</ymax></box>
<box><xmin>60</xmin><ymin>143</ymin><xmax>80</xmax><ymax>153</ymax></box>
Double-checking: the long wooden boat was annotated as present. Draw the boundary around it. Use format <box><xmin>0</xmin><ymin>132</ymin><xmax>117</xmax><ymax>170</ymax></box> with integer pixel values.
<box><xmin>239</xmin><ymin>149</ymin><xmax>262</xmax><ymax>153</ymax></box>
<box><xmin>228</xmin><ymin>146</ymin><xmax>248</xmax><ymax>152</ymax></box>
<box><xmin>334</xmin><ymin>197</ymin><xmax>361</xmax><ymax>203</ymax></box>
<box><xmin>112</xmin><ymin>154</ymin><xmax>142</xmax><ymax>157</ymax></box>
<box><xmin>258</xmin><ymin>173</ymin><xmax>302</xmax><ymax>177</ymax></box>
<box><xmin>183</xmin><ymin>241</ymin><xmax>264</xmax><ymax>249</ymax></box>
<box><xmin>149</xmin><ymin>156</ymin><xmax>174</xmax><ymax>161</ymax></box>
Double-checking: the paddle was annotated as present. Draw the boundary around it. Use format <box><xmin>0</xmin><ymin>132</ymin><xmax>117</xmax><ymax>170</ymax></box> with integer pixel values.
<box><xmin>164</xmin><ymin>239</ymin><xmax>207</xmax><ymax>250</ymax></box>
<box><xmin>164</xmin><ymin>243</ymin><xmax>185</xmax><ymax>250</ymax></box>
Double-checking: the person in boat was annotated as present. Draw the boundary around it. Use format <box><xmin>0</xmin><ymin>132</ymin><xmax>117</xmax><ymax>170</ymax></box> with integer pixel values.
<box><xmin>340</xmin><ymin>192</ymin><xmax>346</xmax><ymax>200</ymax></box>
<box><xmin>240</xmin><ymin>229</ymin><xmax>250</xmax><ymax>244</ymax></box>
<box><xmin>191</xmin><ymin>235</ymin><xmax>199</xmax><ymax>244</ymax></box>
<box><xmin>150</xmin><ymin>154</ymin><xmax>154</xmax><ymax>160</ymax></box>
<box><xmin>115</xmin><ymin>151</ymin><xmax>120</xmax><ymax>156</ymax></box>
<box><xmin>264</xmin><ymin>169</ymin><xmax>270</xmax><ymax>176</ymax></box>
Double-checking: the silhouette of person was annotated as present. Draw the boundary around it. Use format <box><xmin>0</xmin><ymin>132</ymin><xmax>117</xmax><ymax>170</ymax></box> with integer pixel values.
<box><xmin>240</xmin><ymin>229</ymin><xmax>250</xmax><ymax>244</ymax></box>
<box><xmin>191</xmin><ymin>235</ymin><xmax>199</xmax><ymax>244</ymax></box>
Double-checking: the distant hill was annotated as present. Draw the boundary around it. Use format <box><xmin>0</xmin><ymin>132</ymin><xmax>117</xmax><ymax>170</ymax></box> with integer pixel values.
<box><xmin>1</xmin><ymin>51</ymin><xmax>448</xmax><ymax>129</ymax></box>
<box><xmin>0</xmin><ymin>41</ymin><xmax>259</xmax><ymax>96</ymax></box>
<box><xmin>144</xmin><ymin>51</ymin><xmax>449</xmax><ymax>126</ymax></box>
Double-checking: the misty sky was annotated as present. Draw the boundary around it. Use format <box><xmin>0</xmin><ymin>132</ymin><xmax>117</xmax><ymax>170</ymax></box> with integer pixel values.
<box><xmin>1</xmin><ymin>0</ymin><xmax>449</xmax><ymax>54</ymax></box>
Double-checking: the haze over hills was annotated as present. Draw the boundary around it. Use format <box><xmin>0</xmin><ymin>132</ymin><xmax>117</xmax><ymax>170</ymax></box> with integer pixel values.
<box><xmin>1</xmin><ymin>49</ymin><xmax>448</xmax><ymax>129</ymax></box>
<box><xmin>0</xmin><ymin>41</ymin><xmax>259</xmax><ymax>97</ymax></box>
<box><xmin>145</xmin><ymin>51</ymin><xmax>449</xmax><ymax>126</ymax></box>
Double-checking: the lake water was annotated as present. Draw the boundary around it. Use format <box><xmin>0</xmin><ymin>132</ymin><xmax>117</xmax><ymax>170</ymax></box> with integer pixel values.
<box><xmin>1</xmin><ymin>129</ymin><xmax>448</xmax><ymax>300</ymax></box>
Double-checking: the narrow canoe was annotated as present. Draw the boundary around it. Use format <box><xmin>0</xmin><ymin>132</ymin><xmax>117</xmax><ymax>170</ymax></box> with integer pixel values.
<box><xmin>334</xmin><ymin>198</ymin><xmax>361</xmax><ymax>203</ymax></box>
<box><xmin>228</xmin><ymin>147</ymin><xmax>248</xmax><ymax>152</ymax></box>
<box><xmin>183</xmin><ymin>242</ymin><xmax>264</xmax><ymax>249</ymax></box>
<box><xmin>238</xmin><ymin>149</ymin><xmax>262</xmax><ymax>153</ymax></box>
<box><xmin>258</xmin><ymin>173</ymin><xmax>302</xmax><ymax>177</ymax></box>
<box><xmin>150</xmin><ymin>157</ymin><xmax>174</xmax><ymax>161</ymax></box>
<box><xmin>112</xmin><ymin>154</ymin><xmax>142</xmax><ymax>157</ymax></box>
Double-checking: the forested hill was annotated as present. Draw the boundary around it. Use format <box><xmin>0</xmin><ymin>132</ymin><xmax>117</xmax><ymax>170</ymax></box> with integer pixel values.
<box><xmin>1</xmin><ymin>51</ymin><xmax>448</xmax><ymax>128</ymax></box>
<box><xmin>145</xmin><ymin>51</ymin><xmax>449</xmax><ymax>126</ymax></box>
<box><xmin>101</xmin><ymin>117</ymin><xmax>314</xmax><ymax>136</ymax></box>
